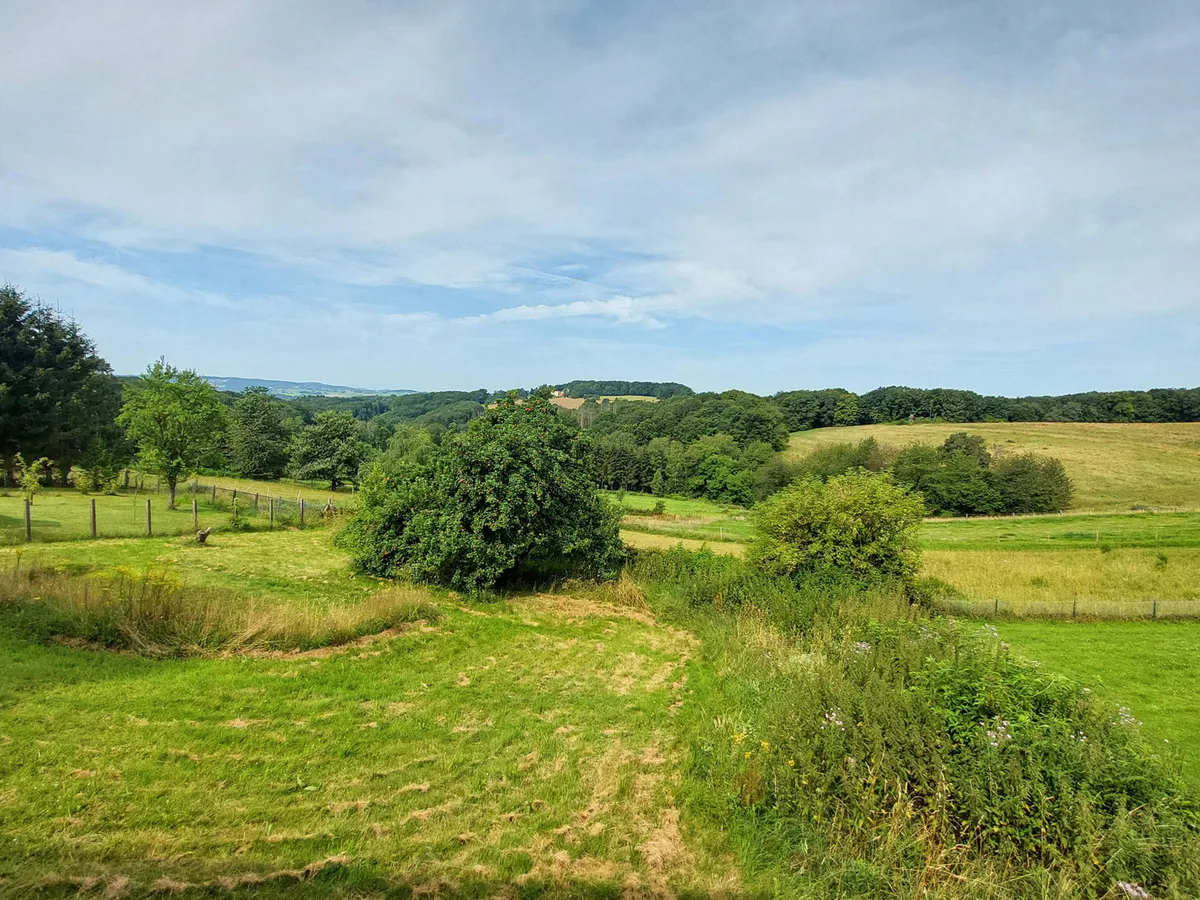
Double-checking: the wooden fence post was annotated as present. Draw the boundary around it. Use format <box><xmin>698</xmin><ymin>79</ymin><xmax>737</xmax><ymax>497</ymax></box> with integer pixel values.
<box><xmin>146</xmin><ymin>499</ymin><xmax>152</xmax><ymax>536</ymax></box>
<box><xmin>192</xmin><ymin>498</ymin><xmax>198</xmax><ymax>528</ymax></box>
<box><xmin>211</xmin><ymin>485</ymin><xmax>217</xmax><ymax>504</ymax></box>
<box><xmin>269</xmin><ymin>497</ymin><xmax>274</xmax><ymax>529</ymax></box>
<box><xmin>123</xmin><ymin>469</ymin><xmax>130</xmax><ymax>490</ymax></box>
<box><xmin>25</xmin><ymin>499</ymin><xmax>32</xmax><ymax>542</ymax></box>
<box><xmin>300</xmin><ymin>499</ymin><xmax>306</xmax><ymax>527</ymax></box>
<box><xmin>254</xmin><ymin>492</ymin><xmax>259</xmax><ymax>511</ymax></box>
<box><xmin>232</xmin><ymin>489</ymin><xmax>238</xmax><ymax>505</ymax></box>
<box><xmin>91</xmin><ymin>498</ymin><xmax>97</xmax><ymax>538</ymax></box>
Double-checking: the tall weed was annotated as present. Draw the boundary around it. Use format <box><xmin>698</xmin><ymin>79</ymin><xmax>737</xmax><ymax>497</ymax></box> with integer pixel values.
<box><xmin>634</xmin><ymin>547</ymin><xmax>1200</xmax><ymax>897</ymax></box>
<box><xmin>0</xmin><ymin>564</ymin><xmax>438</xmax><ymax>656</ymax></box>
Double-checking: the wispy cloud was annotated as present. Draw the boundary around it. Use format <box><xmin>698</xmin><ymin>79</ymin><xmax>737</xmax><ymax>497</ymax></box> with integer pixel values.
<box><xmin>0</xmin><ymin>0</ymin><xmax>1197</xmax><ymax>391</ymax></box>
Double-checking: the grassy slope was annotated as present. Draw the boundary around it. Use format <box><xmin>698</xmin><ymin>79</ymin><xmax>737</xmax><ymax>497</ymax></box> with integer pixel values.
<box><xmin>0</xmin><ymin>538</ymin><xmax>735</xmax><ymax>896</ymax></box>
<box><xmin>787</xmin><ymin>422</ymin><xmax>1200</xmax><ymax>512</ymax></box>
<box><xmin>995</xmin><ymin>620</ymin><xmax>1200</xmax><ymax>783</ymax></box>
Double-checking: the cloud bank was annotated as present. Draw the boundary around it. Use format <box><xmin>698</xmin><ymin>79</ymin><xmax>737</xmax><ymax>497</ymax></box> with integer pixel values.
<box><xmin>1</xmin><ymin>0</ymin><xmax>1197</xmax><ymax>392</ymax></box>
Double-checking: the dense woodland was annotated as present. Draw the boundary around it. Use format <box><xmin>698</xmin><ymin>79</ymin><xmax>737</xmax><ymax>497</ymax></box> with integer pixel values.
<box><xmin>3</xmin><ymin>285</ymin><xmax>1195</xmax><ymax>513</ymax></box>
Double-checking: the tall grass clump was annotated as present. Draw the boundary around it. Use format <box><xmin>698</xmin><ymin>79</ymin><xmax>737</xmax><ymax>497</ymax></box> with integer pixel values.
<box><xmin>635</xmin><ymin>548</ymin><xmax>1200</xmax><ymax>897</ymax></box>
<box><xmin>0</xmin><ymin>563</ymin><xmax>438</xmax><ymax>656</ymax></box>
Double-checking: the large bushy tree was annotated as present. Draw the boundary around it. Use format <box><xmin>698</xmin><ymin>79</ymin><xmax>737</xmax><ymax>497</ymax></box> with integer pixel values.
<box><xmin>118</xmin><ymin>359</ymin><xmax>228</xmax><ymax>507</ymax></box>
<box><xmin>339</xmin><ymin>390</ymin><xmax>625</xmax><ymax>591</ymax></box>
<box><xmin>229</xmin><ymin>386</ymin><xmax>291</xmax><ymax>480</ymax></box>
<box><xmin>288</xmin><ymin>410</ymin><xmax>371</xmax><ymax>489</ymax></box>
<box><xmin>0</xmin><ymin>284</ymin><xmax>123</xmax><ymax>483</ymax></box>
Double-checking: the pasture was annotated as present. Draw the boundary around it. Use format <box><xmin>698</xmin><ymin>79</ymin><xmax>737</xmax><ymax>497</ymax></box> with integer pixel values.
<box><xmin>0</xmin><ymin>530</ymin><xmax>732</xmax><ymax>896</ymax></box>
<box><xmin>996</xmin><ymin>620</ymin><xmax>1200</xmax><ymax>782</ymax></box>
<box><xmin>0</xmin><ymin>477</ymin><xmax>351</xmax><ymax>546</ymax></box>
<box><xmin>2</xmin><ymin>514</ymin><xmax>1198</xmax><ymax>895</ymax></box>
<box><xmin>787</xmin><ymin>421</ymin><xmax>1200</xmax><ymax>511</ymax></box>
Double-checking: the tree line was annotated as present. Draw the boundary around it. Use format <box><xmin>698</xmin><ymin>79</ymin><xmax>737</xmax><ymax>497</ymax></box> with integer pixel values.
<box><xmin>0</xmin><ymin>283</ymin><xmax>1184</xmax><ymax>515</ymax></box>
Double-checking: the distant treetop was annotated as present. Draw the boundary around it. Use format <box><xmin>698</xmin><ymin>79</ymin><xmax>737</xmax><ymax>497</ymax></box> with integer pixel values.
<box><xmin>554</xmin><ymin>380</ymin><xmax>694</xmax><ymax>400</ymax></box>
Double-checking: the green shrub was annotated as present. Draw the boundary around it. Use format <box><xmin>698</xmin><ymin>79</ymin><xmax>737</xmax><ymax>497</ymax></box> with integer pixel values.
<box><xmin>747</xmin><ymin>470</ymin><xmax>925</xmax><ymax>582</ymax></box>
<box><xmin>338</xmin><ymin>389</ymin><xmax>626</xmax><ymax>592</ymax></box>
<box><xmin>991</xmin><ymin>452</ymin><xmax>1074</xmax><ymax>513</ymax></box>
<box><xmin>793</xmin><ymin>438</ymin><xmax>890</xmax><ymax>482</ymax></box>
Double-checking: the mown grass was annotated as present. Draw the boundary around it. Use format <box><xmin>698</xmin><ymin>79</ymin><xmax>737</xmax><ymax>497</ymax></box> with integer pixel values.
<box><xmin>922</xmin><ymin>511</ymin><xmax>1200</xmax><ymax>550</ymax></box>
<box><xmin>787</xmin><ymin>421</ymin><xmax>1200</xmax><ymax>512</ymax></box>
<box><xmin>602</xmin><ymin>490</ymin><xmax>736</xmax><ymax>518</ymax></box>
<box><xmin>0</xmin><ymin>485</ymin><xmax>342</xmax><ymax>546</ymax></box>
<box><xmin>4</xmin><ymin>525</ymin><xmax>1199</xmax><ymax>896</ymax></box>
<box><xmin>995</xmin><ymin>620</ymin><xmax>1200</xmax><ymax>783</ymax></box>
<box><xmin>0</xmin><ymin>489</ymin><xmax>232</xmax><ymax>545</ymax></box>
<box><xmin>625</xmin><ymin>510</ymin><xmax>1200</xmax><ymax>552</ymax></box>
<box><xmin>0</xmin><ymin>531</ymin><xmax>378</xmax><ymax>608</ymax></box>
<box><xmin>924</xmin><ymin>548</ymin><xmax>1200</xmax><ymax>616</ymax></box>
<box><xmin>0</xmin><ymin>574</ymin><xmax>731</xmax><ymax>895</ymax></box>
<box><xmin>181</xmin><ymin>473</ymin><xmax>357</xmax><ymax>504</ymax></box>
<box><xmin>620</xmin><ymin>529</ymin><xmax>744</xmax><ymax>556</ymax></box>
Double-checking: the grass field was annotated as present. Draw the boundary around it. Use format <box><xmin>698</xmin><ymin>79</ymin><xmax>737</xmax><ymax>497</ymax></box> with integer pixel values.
<box><xmin>787</xmin><ymin>421</ymin><xmax>1200</xmax><ymax>512</ymax></box>
<box><xmin>0</xmin><ymin>529</ymin><xmax>739</xmax><ymax>896</ymax></box>
<box><xmin>0</xmin><ymin>474</ymin><xmax>353</xmax><ymax>546</ymax></box>
<box><xmin>183</xmin><ymin>474</ymin><xmax>357</xmax><ymax>503</ymax></box>
<box><xmin>620</xmin><ymin>529</ymin><xmax>744</xmax><ymax>556</ymax></box>
<box><xmin>0</xmin><ymin>531</ymin><xmax>378</xmax><ymax>608</ymax></box>
<box><xmin>3</xmin><ymin>521</ymin><xmax>1198</xmax><ymax>894</ymax></box>
<box><xmin>995</xmin><ymin>620</ymin><xmax>1200</xmax><ymax>782</ymax></box>
<box><xmin>924</xmin><ymin>548</ymin><xmax>1200</xmax><ymax>616</ymax></box>
<box><xmin>922</xmin><ymin>511</ymin><xmax>1200</xmax><ymax>550</ymax></box>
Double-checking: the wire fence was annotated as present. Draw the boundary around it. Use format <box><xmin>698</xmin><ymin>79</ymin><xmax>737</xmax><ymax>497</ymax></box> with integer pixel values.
<box><xmin>0</xmin><ymin>476</ymin><xmax>354</xmax><ymax>546</ymax></box>
<box><xmin>936</xmin><ymin>596</ymin><xmax>1200</xmax><ymax>620</ymax></box>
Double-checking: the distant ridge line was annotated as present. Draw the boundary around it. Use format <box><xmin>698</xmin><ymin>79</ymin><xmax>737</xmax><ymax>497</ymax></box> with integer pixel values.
<box><xmin>201</xmin><ymin>376</ymin><xmax>416</xmax><ymax>398</ymax></box>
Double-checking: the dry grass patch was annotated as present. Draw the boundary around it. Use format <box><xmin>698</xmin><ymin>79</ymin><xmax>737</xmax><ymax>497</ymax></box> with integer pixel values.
<box><xmin>924</xmin><ymin>547</ymin><xmax>1200</xmax><ymax>616</ymax></box>
<box><xmin>788</xmin><ymin>421</ymin><xmax>1200</xmax><ymax>511</ymax></box>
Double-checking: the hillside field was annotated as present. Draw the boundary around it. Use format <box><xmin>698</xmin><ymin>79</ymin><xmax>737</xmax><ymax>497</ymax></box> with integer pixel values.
<box><xmin>787</xmin><ymin>421</ymin><xmax>1200</xmax><ymax>512</ymax></box>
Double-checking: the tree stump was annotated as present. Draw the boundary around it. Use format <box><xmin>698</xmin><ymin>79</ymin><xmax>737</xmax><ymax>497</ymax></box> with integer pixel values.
<box><xmin>196</xmin><ymin>527</ymin><xmax>212</xmax><ymax>544</ymax></box>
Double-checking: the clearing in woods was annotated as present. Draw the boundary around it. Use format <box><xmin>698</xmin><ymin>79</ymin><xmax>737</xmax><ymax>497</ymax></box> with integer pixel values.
<box><xmin>787</xmin><ymin>421</ymin><xmax>1200</xmax><ymax>511</ymax></box>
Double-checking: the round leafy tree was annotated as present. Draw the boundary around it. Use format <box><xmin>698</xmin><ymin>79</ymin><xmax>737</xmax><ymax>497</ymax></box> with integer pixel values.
<box><xmin>339</xmin><ymin>389</ymin><xmax>624</xmax><ymax>591</ymax></box>
<box><xmin>746</xmin><ymin>470</ymin><xmax>924</xmax><ymax>580</ymax></box>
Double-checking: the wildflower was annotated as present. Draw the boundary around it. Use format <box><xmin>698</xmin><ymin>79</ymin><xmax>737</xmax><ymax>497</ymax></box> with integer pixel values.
<box><xmin>820</xmin><ymin>708</ymin><xmax>846</xmax><ymax>732</ymax></box>
<box><xmin>1071</xmin><ymin>731</ymin><xmax>1087</xmax><ymax>744</ymax></box>
<box><xmin>759</xmin><ymin>740</ymin><xmax>770</xmax><ymax>750</ymax></box>
<box><xmin>982</xmin><ymin>716</ymin><xmax>1012</xmax><ymax>748</ymax></box>
<box><xmin>1114</xmin><ymin>706</ymin><xmax>1141</xmax><ymax>727</ymax></box>
<box><xmin>1115</xmin><ymin>882</ymin><xmax>1152</xmax><ymax>900</ymax></box>
<box><xmin>744</xmin><ymin>751</ymin><xmax>751</xmax><ymax>759</ymax></box>
<box><xmin>851</xmin><ymin>641</ymin><xmax>872</xmax><ymax>655</ymax></box>
<box><xmin>787</xmin><ymin>759</ymin><xmax>795</xmax><ymax>767</ymax></box>
<box><xmin>732</xmin><ymin>732</ymin><xmax>747</xmax><ymax>746</ymax></box>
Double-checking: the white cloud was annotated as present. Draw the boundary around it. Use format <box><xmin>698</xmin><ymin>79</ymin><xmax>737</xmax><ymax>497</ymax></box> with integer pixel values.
<box><xmin>0</xmin><ymin>0</ymin><xmax>1197</xmax><ymax>390</ymax></box>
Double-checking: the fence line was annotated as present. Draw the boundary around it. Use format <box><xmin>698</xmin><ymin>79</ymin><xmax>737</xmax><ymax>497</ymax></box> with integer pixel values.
<box><xmin>1</xmin><ymin>480</ymin><xmax>352</xmax><ymax>545</ymax></box>
<box><xmin>937</xmin><ymin>596</ymin><xmax>1200</xmax><ymax>620</ymax></box>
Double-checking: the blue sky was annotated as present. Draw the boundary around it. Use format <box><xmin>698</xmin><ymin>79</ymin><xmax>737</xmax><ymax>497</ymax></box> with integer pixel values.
<box><xmin>1</xmin><ymin>0</ymin><xmax>1197</xmax><ymax>394</ymax></box>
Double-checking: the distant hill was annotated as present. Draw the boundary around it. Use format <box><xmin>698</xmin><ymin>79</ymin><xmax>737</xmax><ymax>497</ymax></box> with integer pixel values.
<box><xmin>202</xmin><ymin>376</ymin><xmax>416</xmax><ymax>399</ymax></box>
